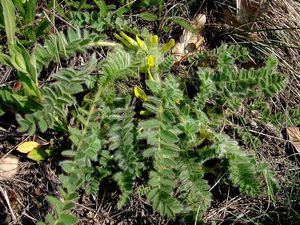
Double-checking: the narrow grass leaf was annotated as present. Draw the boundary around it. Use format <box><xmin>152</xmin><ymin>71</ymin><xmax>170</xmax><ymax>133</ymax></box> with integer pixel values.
<box><xmin>0</xmin><ymin>0</ymin><xmax>16</xmax><ymax>46</ymax></box>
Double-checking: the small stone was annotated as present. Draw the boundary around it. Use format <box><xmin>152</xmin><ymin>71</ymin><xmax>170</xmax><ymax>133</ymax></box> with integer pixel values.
<box><xmin>86</xmin><ymin>211</ymin><xmax>93</xmax><ymax>218</ymax></box>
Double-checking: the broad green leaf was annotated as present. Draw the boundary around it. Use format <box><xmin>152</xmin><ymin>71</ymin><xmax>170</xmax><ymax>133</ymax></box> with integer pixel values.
<box><xmin>27</xmin><ymin>148</ymin><xmax>54</xmax><ymax>161</ymax></box>
<box><xmin>56</xmin><ymin>221</ymin><xmax>65</xmax><ymax>225</ymax></box>
<box><xmin>142</xmin><ymin>147</ymin><xmax>157</xmax><ymax>158</ymax></box>
<box><xmin>69</xmin><ymin>134</ymin><xmax>80</xmax><ymax>145</ymax></box>
<box><xmin>46</xmin><ymin>214</ymin><xmax>55</xmax><ymax>224</ymax></box>
<box><xmin>143</xmin><ymin>102</ymin><xmax>159</xmax><ymax>113</ymax></box>
<box><xmin>146</xmin><ymin>80</ymin><xmax>160</xmax><ymax>94</ymax></box>
<box><xmin>59</xmin><ymin>213</ymin><xmax>78</xmax><ymax>225</ymax></box>
<box><xmin>10</xmin><ymin>48</ymin><xmax>27</xmax><ymax>73</ymax></box>
<box><xmin>65</xmin><ymin>192</ymin><xmax>79</xmax><ymax>201</ymax></box>
<box><xmin>147</xmin><ymin>188</ymin><xmax>159</xmax><ymax>202</ymax></box>
<box><xmin>25</xmin><ymin>0</ymin><xmax>37</xmax><ymax>24</ymax></box>
<box><xmin>266</xmin><ymin>55</ymin><xmax>278</xmax><ymax>68</ymax></box>
<box><xmin>160</xmin><ymin>148</ymin><xmax>178</xmax><ymax>158</ymax></box>
<box><xmin>38</xmin><ymin>118</ymin><xmax>48</xmax><ymax>132</ymax></box>
<box><xmin>47</xmin><ymin>196</ymin><xmax>63</xmax><ymax>210</ymax></box>
<box><xmin>61</xmin><ymin>150</ymin><xmax>76</xmax><ymax>157</ymax></box>
<box><xmin>17</xmin><ymin>42</ymin><xmax>38</xmax><ymax>82</ymax></box>
<box><xmin>76</xmin><ymin>114</ymin><xmax>87</xmax><ymax>124</ymax></box>
<box><xmin>160</xmin><ymin>130</ymin><xmax>178</xmax><ymax>143</ymax></box>
<box><xmin>93</xmin><ymin>0</ymin><xmax>108</xmax><ymax>17</ymax></box>
<box><xmin>161</xmin><ymin>110</ymin><xmax>175</xmax><ymax>123</ymax></box>
<box><xmin>116</xmin><ymin>7</ymin><xmax>129</xmax><ymax>17</ymax></box>
<box><xmin>11</xmin><ymin>93</ymin><xmax>28</xmax><ymax>109</ymax></box>
<box><xmin>61</xmin><ymin>162</ymin><xmax>74</xmax><ymax>173</ymax></box>
<box><xmin>139</xmin><ymin>120</ymin><xmax>160</xmax><ymax>130</ymax></box>
<box><xmin>62</xmin><ymin>202</ymin><xmax>75</xmax><ymax>211</ymax></box>
<box><xmin>158</xmin><ymin>158</ymin><xmax>177</xmax><ymax>168</ymax></box>
<box><xmin>37</xmin><ymin>222</ymin><xmax>46</xmax><ymax>225</ymax></box>
<box><xmin>0</xmin><ymin>52</ymin><xmax>12</xmax><ymax>66</ymax></box>
<box><xmin>159</xmin><ymin>177</ymin><xmax>175</xmax><ymax>188</ymax></box>
<box><xmin>160</xmin><ymin>168</ymin><xmax>175</xmax><ymax>178</ymax></box>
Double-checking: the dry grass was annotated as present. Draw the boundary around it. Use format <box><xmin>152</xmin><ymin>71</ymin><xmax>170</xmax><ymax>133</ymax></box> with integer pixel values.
<box><xmin>251</xmin><ymin>0</ymin><xmax>300</xmax><ymax>124</ymax></box>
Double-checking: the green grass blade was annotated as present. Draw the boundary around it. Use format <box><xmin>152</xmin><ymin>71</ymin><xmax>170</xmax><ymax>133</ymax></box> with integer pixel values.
<box><xmin>0</xmin><ymin>0</ymin><xmax>16</xmax><ymax>47</ymax></box>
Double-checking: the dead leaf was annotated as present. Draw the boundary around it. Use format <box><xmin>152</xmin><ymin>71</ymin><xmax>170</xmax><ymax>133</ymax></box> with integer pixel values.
<box><xmin>172</xmin><ymin>14</ymin><xmax>206</xmax><ymax>61</ymax></box>
<box><xmin>16</xmin><ymin>141</ymin><xmax>41</xmax><ymax>153</ymax></box>
<box><xmin>13</xmin><ymin>81</ymin><xmax>22</xmax><ymax>92</ymax></box>
<box><xmin>0</xmin><ymin>156</ymin><xmax>19</xmax><ymax>181</ymax></box>
<box><xmin>286</xmin><ymin>127</ymin><xmax>300</xmax><ymax>153</ymax></box>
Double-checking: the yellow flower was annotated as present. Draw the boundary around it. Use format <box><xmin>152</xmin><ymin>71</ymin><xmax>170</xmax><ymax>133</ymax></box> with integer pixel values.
<box><xmin>113</xmin><ymin>33</ymin><xmax>131</xmax><ymax>48</ymax></box>
<box><xmin>147</xmin><ymin>55</ymin><xmax>155</xmax><ymax>80</ymax></box>
<box><xmin>134</xmin><ymin>86</ymin><xmax>148</xmax><ymax>101</ymax></box>
<box><xmin>162</xmin><ymin>38</ymin><xmax>175</xmax><ymax>52</ymax></box>
<box><xmin>147</xmin><ymin>55</ymin><xmax>155</xmax><ymax>68</ymax></box>
<box><xmin>152</xmin><ymin>35</ymin><xmax>158</xmax><ymax>47</ymax></box>
<box><xmin>120</xmin><ymin>32</ymin><xmax>138</xmax><ymax>46</ymax></box>
<box><xmin>136</xmin><ymin>35</ymin><xmax>148</xmax><ymax>51</ymax></box>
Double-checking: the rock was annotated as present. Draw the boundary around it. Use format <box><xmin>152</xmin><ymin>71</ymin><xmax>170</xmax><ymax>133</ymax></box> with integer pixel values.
<box><xmin>0</xmin><ymin>156</ymin><xmax>19</xmax><ymax>181</ymax></box>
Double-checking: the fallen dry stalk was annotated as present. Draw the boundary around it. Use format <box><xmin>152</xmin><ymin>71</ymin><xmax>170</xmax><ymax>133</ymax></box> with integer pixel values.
<box><xmin>0</xmin><ymin>186</ymin><xmax>16</xmax><ymax>221</ymax></box>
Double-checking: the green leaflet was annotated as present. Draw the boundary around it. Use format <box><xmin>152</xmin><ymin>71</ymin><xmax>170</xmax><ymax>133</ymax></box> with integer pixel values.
<box><xmin>160</xmin><ymin>130</ymin><xmax>178</xmax><ymax>143</ymax></box>
<box><xmin>170</xmin><ymin>17</ymin><xmax>197</xmax><ymax>34</ymax></box>
<box><xmin>140</xmin><ymin>12</ymin><xmax>158</xmax><ymax>21</ymax></box>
